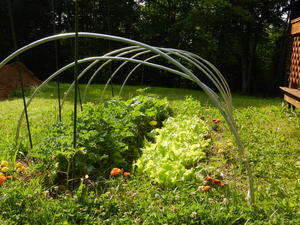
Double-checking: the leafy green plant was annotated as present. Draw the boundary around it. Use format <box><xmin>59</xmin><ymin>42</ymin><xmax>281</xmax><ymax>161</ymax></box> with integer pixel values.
<box><xmin>135</xmin><ymin>114</ymin><xmax>211</xmax><ymax>187</ymax></box>
<box><xmin>31</xmin><ymin>95</ymin><xmax>173</xmax><ymax>187</ymax></box>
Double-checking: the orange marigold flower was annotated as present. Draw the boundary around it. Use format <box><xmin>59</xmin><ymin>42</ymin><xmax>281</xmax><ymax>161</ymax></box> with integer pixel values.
<box><xmin>212</xmin><ymin>179</ymin><xmax>221</xmax><ymax>185</ymax></box>
<box><xmin>219</xmin><ymin>183</ymin><xmax>226</xmax><ymax>188</ymax></box>
<box><xmin>0</xmin><ymin>175</ymin><xmax>6</xmax><ymax>186</ymax></box>
<box><xmin>110</xmin><ymin>168</ymin><xmax>123</xmax><ymax>176</ymax></box>
<box><xmin>123</xmin><ymin>172</ymin><xmax>131</xmax><ymax>177</ymax></box>
<box><xmin>212</xmin><ymin>119</ymin><xmax>221</xmax><ymax>124</ymax></box>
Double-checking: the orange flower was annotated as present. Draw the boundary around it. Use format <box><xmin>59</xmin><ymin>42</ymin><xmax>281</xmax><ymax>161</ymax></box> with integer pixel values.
<box><xmin>6</xmin><ymin>175</ymin><xmax>13</xmax><ymax>179</ymax></box>
<box><xmin>212</xmin><ymin>119</ymin><xmax>221</xmax><ymax>124</ymax></box>
<box><xmin>0</xmin><ymin>175</ymin><xmax>6</xmax><ymax>186</ymax></box>
<box><xmin>219</xmin><ymin>183</ymin><xmax>226</xmax><ymax>188</ymax></box>
<box><xmin>212</xmin><ymin>179</ymin><xmax>221</xmax><ymax>185</ymax></box>
<box><xmin>123</xmin><ymin>172</ymin><xmax>131</xmax><ymax>177</ymax></box>
<box><xmin>110</xmin><ymin>168</ymin><xmax>124</xmax><ymax>176</ymax></box>
<box><xmin>205</xmin><ymin>177</ymin><xmax>225</xmax><ymax>187</ymax></box>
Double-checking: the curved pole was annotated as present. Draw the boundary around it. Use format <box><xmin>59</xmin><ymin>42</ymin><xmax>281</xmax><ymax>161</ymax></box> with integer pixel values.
<box><xmin>82</xmin><ymin>47</ymin><xmax>230</xmax><ymax>104</ymax></box>
<box><xmin>0</xmin><ymin>34</ymin><xmax>214</xmax><ymax>114</ymax></box>
<box><xmin>162</xmin><ymin>48</ymin><xmax>230</xmax><ymax>111</ymax></box>
<box><xmin>1</xmin><ymin>33</ymin><xmax>224</xmax><ymax>122</ymax></box>
<box><xmin>61</xmin><ymin>46</ymin><xmax>142</xmax><ymax>107</ymax></box>
<box><xmin>0</xmin><ymin>32</ymin><xmax>195</xmax><ymax>80</ymax></box>
<box><xmin>178</xmin><ymin>50</ymin><xmax>233</xmax><ymax>112</ymax></box>
<box><xmin>118</xmin><ymin>48</ymin><xmax>230</xmax><ymax>107</ymax></box>
<box><xmin>61</xmin><ymin>60</ymin><xmax>101</xmax><ymax>107</ymax></box>
<box><xmin>15</xmin><ymin>56</ymin><xmax>195</xmax><ymax>144</ymax></box>
<box><xmin>84</xmin><ymin>48</ymin><xmax>148</xmax><ymax>102</ymax></box>
<box><xmin>117</xmin><ymin>47</ymin><xmax>231</xmax><ymax>109</ymax></box>
<box><xmin>119</xmin><ymin>54</ymin><xmax>163</xmax><ymax>97</ymax></box>
<box><xmin>81</xmin><ymin>46</ymin><xmax>230</xmax><ymax>104</ymax></box>
<box><xmin>0</xmin><ymin>32</ymin><xmax>222</xmax><ymax>116</ymax></box>
<box><xmin>178</xmin><ymin>67</ymin><xmax>254</xmax><ymax>204</ymax></box>
<box><xmin>68</xmin><ymin>48</ymin><xmax>220</xmax><ymax>105</ymax></box>
<box><xmin>101</xmin><ymin>49</ymin><xmax>152</xmax><ymax>100</ymax></box>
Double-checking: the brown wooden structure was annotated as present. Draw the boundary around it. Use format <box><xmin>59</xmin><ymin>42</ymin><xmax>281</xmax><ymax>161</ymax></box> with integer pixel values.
<box><xmin>280</xmin><ymin>17</ymin><xmax>300</xmax><ymax>109</ymax></box>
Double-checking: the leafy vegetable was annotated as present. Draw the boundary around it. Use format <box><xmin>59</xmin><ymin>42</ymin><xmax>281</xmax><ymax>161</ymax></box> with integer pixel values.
<box><xmin>31</xmin><ymin>95</ymin><xmax>173</xmax><ymax>187</ymax></box>
<box><xmin>135</xmin><ymin>114</ymin><xmax>211</xmax><ymax>187</ymax></box>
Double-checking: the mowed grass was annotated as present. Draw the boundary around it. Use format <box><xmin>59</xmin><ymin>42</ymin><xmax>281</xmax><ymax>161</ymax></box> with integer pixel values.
<box><xmin>0</xmin><ymin>82</ymin><xmax>299</xmax><ymax>224</ymax></box>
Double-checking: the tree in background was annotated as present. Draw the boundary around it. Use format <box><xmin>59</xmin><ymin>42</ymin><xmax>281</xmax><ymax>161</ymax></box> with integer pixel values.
<box><xmin>135</xmin><ymin>0</ymin><xmax>290</xmax><ymax>94</ymax></box>
<box><xmin>0</xmin><ymin>0</ymin><xmax>292</xmax><ymax>95</ymax></box>
<box><xmin>0</xmin><ymin>0</ymin><xmax>52</xmax><ymax>58</ymax></box>
<box><xmin>175</xmin><ymin>0</ymin><xmax>289</xmax><ymax>94</ymax></box>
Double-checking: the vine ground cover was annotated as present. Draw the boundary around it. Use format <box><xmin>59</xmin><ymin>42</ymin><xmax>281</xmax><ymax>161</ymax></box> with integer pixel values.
<box><xmin>0</xmin><ymin>83</ymin><xmax>299</xmax><ymax>224</ymax></box>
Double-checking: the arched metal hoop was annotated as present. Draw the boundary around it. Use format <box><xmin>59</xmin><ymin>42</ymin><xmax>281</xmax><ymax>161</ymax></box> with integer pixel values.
<box><xmin>0</xmin><ymin>32</ymin><xmax>254</xmax><ymax>204</ymax></box>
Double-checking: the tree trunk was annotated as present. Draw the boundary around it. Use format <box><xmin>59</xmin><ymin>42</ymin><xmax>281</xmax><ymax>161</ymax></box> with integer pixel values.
<box><xmin>241</xmin><ymin>37</ymin><xmax>257</xmax><ymax>94</ymax></box>
<box><xmin>241</xmin><ymin>61</ymin><xmax>248</xmax><ymax>93</ymax></box>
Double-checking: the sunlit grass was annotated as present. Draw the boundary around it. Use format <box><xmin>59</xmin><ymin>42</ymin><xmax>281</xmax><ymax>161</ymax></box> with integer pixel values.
<box><xmin>0</xmin><ymin>83</ymin><xmax>299</xmax><ymax>224</ymax></box>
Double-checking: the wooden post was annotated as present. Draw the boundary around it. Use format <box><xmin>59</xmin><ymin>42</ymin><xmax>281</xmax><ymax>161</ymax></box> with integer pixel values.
<box><xmin>289</xmin><ymin>18</ymin><xmax>300</xmax><ymax>89</ymax></box>
<box><xmin>280</xmin><ymin>17</ymin><xmax>300</xmax><ymax>109</ymax></box>
<box><xmin>291</xmin><ymin>17</ymin><xmax>300</xmax><ymax>35</ymax></box>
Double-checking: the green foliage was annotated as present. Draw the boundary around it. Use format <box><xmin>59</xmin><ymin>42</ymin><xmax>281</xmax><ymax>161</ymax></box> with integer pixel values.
<box><xmin>135</xmin><ymin>114</ymin><xmax>211</xmax><ymax>187</ymax></box>
<box><xmin>0</xmin><ymin>177</ymin><xmax>103</xmax><ymax>224</ymax></box>
<box><xmin>172</xmin><ymin>95</ymin><xmax>203</xmax><ymax>116</ymax></box>
<box><xmin>1</xmin><ymin>0</ymin><xmax>290</xmax><ymax>94</ymax></box>
<box><xmin>0</xmin><ymin>85</ymin><xmax>299</xmax><ymax>224</ymax></box>
<box><xmin>31</xmin><ymin>95</ymin><xmax>173</xmax><ymax>187</ymax></box>
<box><xmin>9</xmin><ymin>87</ymin><xmax>36</xmax><ymax>98</ymax></box>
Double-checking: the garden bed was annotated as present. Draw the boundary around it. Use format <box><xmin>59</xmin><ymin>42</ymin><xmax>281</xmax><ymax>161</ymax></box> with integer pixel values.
<box><xmin>0</xmin><ymin>84</ymin><xmax>299</xmax><ymax>224</ymax></box>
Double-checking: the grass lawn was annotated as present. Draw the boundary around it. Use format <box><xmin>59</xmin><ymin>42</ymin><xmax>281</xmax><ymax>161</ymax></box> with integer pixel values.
<box><xmin>0</xmin><ymin>82</ymin><xmax>299</xmax><ymax>224</ymax></box>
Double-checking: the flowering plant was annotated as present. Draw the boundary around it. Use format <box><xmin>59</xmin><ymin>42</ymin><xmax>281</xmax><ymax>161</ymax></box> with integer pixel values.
<box><xmin>0</xmin><ymin>160</ymin><xmax>27</xmax><ymax>186</ymax></box>
<box><xmin>110</xmin><ymin>168</ymin><xmax>131</xmax><ymax>177</ymax></box>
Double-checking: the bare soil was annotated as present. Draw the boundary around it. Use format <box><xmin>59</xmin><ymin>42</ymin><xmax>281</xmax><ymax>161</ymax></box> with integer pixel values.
<box><xmin>0</xmin><ymin>62</ymin><xmax>41</xmax><ymax>100</ymax></box>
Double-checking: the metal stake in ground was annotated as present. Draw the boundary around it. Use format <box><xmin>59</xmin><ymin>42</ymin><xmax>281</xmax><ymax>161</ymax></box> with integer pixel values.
<box><xmin>73</xmin><ymin>0</ymin><xmax>79</xmax><ymax>149</ymax></box>
<box><xmin>6</xmin><ymin>0</ymin><xmax>33</xmax><ymax>149</ymax></box>
<box><xmin>51</xmin><ymin>0</ymin><xmax>62</xmax><ymax>122</ymax></box>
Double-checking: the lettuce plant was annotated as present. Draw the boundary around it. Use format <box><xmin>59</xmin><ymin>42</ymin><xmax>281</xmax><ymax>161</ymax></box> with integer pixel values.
<box><xmin>135</xmin><ymin>115</ymin><xmax>211</xmax><ymax>187</ymax></box>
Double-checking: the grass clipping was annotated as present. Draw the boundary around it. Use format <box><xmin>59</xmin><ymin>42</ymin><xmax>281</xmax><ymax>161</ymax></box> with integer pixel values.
<box><xmin>135</xmin><ymin>115</ymin><xmax>211</xmax><ymax>187</ymax></box>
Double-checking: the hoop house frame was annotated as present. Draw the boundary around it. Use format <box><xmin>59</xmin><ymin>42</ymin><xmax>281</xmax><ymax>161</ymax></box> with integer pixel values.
<box><xmin>0</xmin><ymin>32</ymin><xmax>255</xmax><ymax>204</ymax></box>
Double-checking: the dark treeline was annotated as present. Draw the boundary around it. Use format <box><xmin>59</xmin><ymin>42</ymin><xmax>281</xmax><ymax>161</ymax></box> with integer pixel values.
<box><xmin>0</xmin><ymin>0</ymin><xmax>297</xmax><ymax>95</ymax></box>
